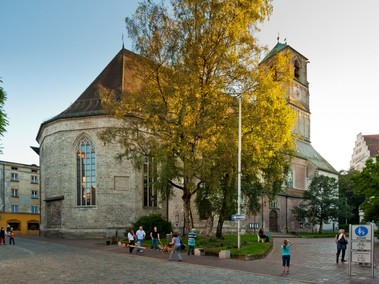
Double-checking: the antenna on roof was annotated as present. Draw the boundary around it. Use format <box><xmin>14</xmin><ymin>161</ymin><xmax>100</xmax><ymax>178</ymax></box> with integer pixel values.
<box><xmin>277</xmin><ymin>33</ymin><xmax>280</xmax><ymax>43</ymax></box>
<box><xmin>122</xmin><ymin>33</ymin><xmax>125</xmax><ymax>49</ymax></box>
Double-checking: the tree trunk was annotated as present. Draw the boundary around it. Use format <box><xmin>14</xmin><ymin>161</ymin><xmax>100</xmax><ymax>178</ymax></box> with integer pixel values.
<box><xmin>216</xmin><ymin>216</ymin><xmax>225</xmax><ymax>239</ymax></box>
<box><xmin>318</xmin><ymin>221</ymin><xmax>323</xmax><ymax>233</ymax></box>
<box><xmin>182</xmin><ymin>189</ymin><xmax>193</xmax><ymax>234</ymax></box>
<box><xmin>204</xmin><ymin>216</ymin><xmax>214</xmax><ymax>237</ymax></box>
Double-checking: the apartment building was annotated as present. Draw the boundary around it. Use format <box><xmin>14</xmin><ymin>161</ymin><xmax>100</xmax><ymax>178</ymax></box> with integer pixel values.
<box><xmin>0</xmin><ymin>160</ymin><xmax>40</xmax><ymax>234</ymax></box>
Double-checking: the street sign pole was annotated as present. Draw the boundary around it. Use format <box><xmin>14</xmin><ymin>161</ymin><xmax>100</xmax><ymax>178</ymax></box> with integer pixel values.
<box><xmin>349</xmin><ymin>223</ymin><xmax>375</xmax><ymax>278</ymax></box>
<box><xmin>237</xmin><ymin>96</ymin><xmax>242</xmax><ymax>250</ymax></box>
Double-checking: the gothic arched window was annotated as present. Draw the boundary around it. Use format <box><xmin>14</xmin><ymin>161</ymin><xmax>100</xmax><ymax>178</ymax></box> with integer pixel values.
<box><xmin>269</xmin><ymin>198</ymin><xmax>279</xmax><ymax>209</ymax></box>
<box><xmin>76</xmin><ymin>137</ymin><xmax>96</xmax><ymax>206</ymax></box>
<box><xmin>287</xmin><ymin>169</ymin><xmax>294</xmax><ymax>189</ymax></box>
<box><xmin>143</xmin><ymin>155</ymin><xmax>157</xmax><ymax>207</ymax></box>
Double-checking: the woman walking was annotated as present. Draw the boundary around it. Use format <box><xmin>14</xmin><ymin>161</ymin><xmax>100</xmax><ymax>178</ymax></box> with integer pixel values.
<box><xmin>128</xmin><ymin>229</ymin><xmax>136</xmax><ymax>254</ymax></box>
<box><xmin>168</xmin><ymin>232</ymin><xmax>182</xmax><ymax>262</ymax></box>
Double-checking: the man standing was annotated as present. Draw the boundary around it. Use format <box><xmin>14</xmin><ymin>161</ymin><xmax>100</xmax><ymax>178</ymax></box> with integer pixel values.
<box><xmin>135</xmin><ymin>226</ymin><xmax>146</xmax><ymax>254</ymax></box>
<box><xmin>150</xmin><ymin>226</ymin><xmax>160</xmax><ymax>251</ymax></box>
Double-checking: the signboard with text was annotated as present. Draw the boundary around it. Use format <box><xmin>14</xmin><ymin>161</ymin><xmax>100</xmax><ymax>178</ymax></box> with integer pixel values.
<box><xmin>348</xmin><ymin>224</ymin><xmax>375</xmax><ymax>278</ymax></box>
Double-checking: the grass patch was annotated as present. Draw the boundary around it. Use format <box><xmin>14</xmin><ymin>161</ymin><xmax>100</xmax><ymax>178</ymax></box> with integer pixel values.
<box><xmin>135</xmin><ymin>233</ymin><xmax>272</xmax><ymax>260</ymax></box>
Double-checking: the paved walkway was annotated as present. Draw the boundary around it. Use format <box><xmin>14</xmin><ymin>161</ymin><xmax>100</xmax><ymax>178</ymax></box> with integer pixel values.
<box><xmin>2</xmin><ymin>234</ymin><xmax>378</xmax><ymax>283</ymax></box>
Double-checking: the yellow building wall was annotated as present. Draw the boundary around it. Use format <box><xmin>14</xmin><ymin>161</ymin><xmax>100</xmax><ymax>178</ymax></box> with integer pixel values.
<box><xmin>0</xmin><ymin>212</ymin><xmax>40</xmax><ymax>235</ymax></box>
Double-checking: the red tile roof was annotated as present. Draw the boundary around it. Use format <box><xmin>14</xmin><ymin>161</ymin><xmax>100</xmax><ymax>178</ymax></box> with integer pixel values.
<box><xmin>363</xmin><ymin>134</ymin><xmax>379</xmax><ymax>157</ymax></box>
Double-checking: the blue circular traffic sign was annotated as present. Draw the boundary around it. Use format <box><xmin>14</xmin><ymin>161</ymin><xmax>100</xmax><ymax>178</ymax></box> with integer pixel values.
<box><xmin>354</xmin><ymin>226</ymin><xmax>369</xmax><ymax>237</ymax></box>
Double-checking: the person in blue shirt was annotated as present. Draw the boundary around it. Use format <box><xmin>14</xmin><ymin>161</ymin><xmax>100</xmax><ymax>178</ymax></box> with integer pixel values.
<box><xmin>135</xmin><ymin>226</ymin><xmax>146</xmax><ymax>254</ymax></box>
<box><xmin>187</xmin><ymin>228</ymin><xmax>197</xmax><ymax>255</ymax></box>
<box><xmin>168</xmin><ymin>232</ymin><xmax>182</xmax><ymax>261</ymax></box>
<box><xmin>281</xmin><ymin>239</ymin><xmax>293</xmax><ymax>274</ymax></box>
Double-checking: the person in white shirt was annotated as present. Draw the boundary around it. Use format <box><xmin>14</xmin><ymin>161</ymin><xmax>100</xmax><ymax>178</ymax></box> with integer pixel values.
<box><xmin>135</xmin><ymin>226</ymin><xmax>146</xmax><ymax>254</ymax></box>
<box><xmin>127</xmin><ymin>229</ymin><xmax>136</xmax><ymax>254</ymax></box>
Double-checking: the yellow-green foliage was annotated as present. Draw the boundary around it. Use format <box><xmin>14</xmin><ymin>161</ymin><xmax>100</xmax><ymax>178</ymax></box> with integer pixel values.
<box><xmin>99</xmin><ymin>0</ymin><xmax>295</xmax><ymax>232</ymax></box>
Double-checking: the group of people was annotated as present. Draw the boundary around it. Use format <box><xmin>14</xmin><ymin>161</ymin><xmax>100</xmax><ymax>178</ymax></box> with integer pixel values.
<box><xmin>126</xmin><ymin>225</ymin><xmax>166</xmax><ymax>255</ymax></box>
<box><xmin>125</xmin><ymin>225</ymin><xmax>348</xmax><ymax>272</ymax></box>
<box><xmin>127</xmin><ymin>226</ymin><xmax>146</xmax><ymax>254</ymax></box>
<box><xmin>0</xmin><ymin>225</ymin><xmax>15</xmax><ymax>245</ymax></box>
<box><xmin>126</xmin><ymin>225</ymin><xmax>197</xmax><ymax>261</ymax></box>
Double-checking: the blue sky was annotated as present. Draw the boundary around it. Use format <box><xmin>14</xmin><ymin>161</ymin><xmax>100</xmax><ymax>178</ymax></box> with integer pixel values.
<box><xmin>1</xmin><ymin>0</ymin><xmax>379</xmax><ymax>171</ymax></box>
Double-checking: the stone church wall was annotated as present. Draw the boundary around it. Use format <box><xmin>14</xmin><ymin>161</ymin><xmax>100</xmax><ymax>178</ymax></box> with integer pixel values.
<box><xmin>38</xmin><ymin>116</ymin><xmax>166</xmax><ymax>238</ymax></box>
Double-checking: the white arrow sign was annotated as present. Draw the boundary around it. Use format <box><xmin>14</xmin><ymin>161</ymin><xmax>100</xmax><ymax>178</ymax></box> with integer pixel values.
<box><xmin>232</xmin><ymin>214</ymin><xmax>246</xmax><ymax>221</ymax></box>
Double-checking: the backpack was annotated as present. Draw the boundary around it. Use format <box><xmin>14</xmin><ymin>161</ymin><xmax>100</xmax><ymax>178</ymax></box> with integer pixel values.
<box><xmin>338</xmin><ymin>234</ymin><xmax>347</xmax><ymax>244</ymax></box>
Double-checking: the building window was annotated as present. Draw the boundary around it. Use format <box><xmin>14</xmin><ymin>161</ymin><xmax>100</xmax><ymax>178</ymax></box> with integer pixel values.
<box><xmin>11</xmin><ymin>173</ymin><xmax>19</xmax><ymax>181</ymax></box>
<box><xmin>28</xmin><ymin>222</ymin><xmax>40</xmax><ymax>230</ymax></box>
<box><xmin>31</xmin><ymin>175</ymin><xmax>38</xmax><ymax>184</ymax></box>
<box><xmin>76</xmin><ymin>136</ymin><xmax>96</xmax><ymax>206</ymax></box>
<box><xmin>287</xmin><ymin>170</ymin><xmax>294</xmax><ymax>188</ymax></box>
<box><xmin>31</xmin><ymin>169</ymin><xmax>38</xmax><ymax>173</ymax></box>
<box><xmin>11</xmin><ymin>189</ymin><xmax>18</xmax><ymax>197</ymax></box>
<box><xmin>11</xmin><ymin>166</ymin><xmax>18</xmax><ymax>170</ymax></box>
<box><xmin>31</xmin><ymin>190</ymin><xmax>38</xmax><ymax>199</ymax></box>
<box><xmin>8</xmin><ymin>221</ymin><xmax>20</xmax><ymax>230</ymax></box>
<box><xmin>11</xmin><ymin>205</ymin><xmax>19</xmax><ymax>212</ymax></box>
<box><xmin>294</xmin><ymin>60</ymin><xmax>300</xmax><ymax>79</ymax></box>
<box><xmin>143</xmin><ymin>155</ymin><xmax>157</xmax><ymax>207</ymax></box>
<box><xmin>269</xmin><ymin>198</ymin><xmax>279</xmax><ymax>209</ymax></box>
<box><xmin>31</xmin><ymin>206</ymin><xmax>38</xmax><ymax>213</ymax></box>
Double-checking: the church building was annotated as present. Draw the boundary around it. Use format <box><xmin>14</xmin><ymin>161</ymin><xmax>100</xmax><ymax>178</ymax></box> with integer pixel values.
<box><xmin>36</xmin><ymin>42</ymin><xmax>338</xmax><ymax>238</ymax></box>
<box><xmin>36</xmin><ymin>49</ymin><xmax>170</xmax><ymax>238</ymax></box>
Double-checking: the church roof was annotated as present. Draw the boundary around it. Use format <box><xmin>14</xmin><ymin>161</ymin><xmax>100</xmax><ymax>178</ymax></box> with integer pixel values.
<box><xmin>362</xmin><ymin>134</ymin><xmax>379</xmax><ymax>157</ymax></box>
<box><xmin>37</xmin><ymin>48</ymin><xmax>142</xmax><ymax>140</ymax></box>
<box><xmin>261</xmin><ymin>42</ymin><xmax>308</xmax><ymax>64</ymax></box>
<box><xmin>295</xmin><ymin>139</ymin><xmax>338</xmax><ymax>174</ymax></box>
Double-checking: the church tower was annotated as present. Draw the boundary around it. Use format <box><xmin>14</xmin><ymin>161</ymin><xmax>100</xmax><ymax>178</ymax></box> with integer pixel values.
<box><xmin>261</xmin><ymin>42</ymin><xmax>311</xmax><ymax>142</ymax></box>
<box><xmin>254</xmin><ymin>41</ymin><xmax>338</xmax><ymax>234</ymax></box>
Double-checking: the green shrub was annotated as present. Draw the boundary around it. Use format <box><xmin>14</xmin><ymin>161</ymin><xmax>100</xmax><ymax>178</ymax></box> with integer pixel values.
<box><xmin>132</xmin><ymin>214</ymin><xmax>172</xmax><ymax>237</ymax></box>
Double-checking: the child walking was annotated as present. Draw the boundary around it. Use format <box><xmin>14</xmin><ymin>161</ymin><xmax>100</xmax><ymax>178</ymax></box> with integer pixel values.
<box><xmin>9</xmin><ymin>230</ymin><xmax>15</xmax><ymax>245</ymax></box>
<box><xmin>281</xmin><ymin>239</ymin><xmax>293</xmax><ymax>274</ymax></box>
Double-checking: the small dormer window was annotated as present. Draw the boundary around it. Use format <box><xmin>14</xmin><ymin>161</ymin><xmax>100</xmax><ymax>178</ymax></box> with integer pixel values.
<box><xmin>294</xmin><ymin>60</ymin><xmax>300</xmax><ymax>79</ymax></box>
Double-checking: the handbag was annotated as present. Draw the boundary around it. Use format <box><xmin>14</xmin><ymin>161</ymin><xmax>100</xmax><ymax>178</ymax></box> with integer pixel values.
<box><xmin>338</xmin><ymin>235</ymin><xmax>347</xmax><ymax>244</ymax></box>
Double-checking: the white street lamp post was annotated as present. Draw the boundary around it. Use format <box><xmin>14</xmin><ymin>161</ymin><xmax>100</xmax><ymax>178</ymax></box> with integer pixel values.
<box><xmin>237</xmin><ymin>96</ymin><xmax>242</xmax><ymax>250</ymax></box>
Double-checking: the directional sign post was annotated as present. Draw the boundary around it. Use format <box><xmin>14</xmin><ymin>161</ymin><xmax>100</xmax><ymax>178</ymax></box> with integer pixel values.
<box><xmin>348</xmin><ymin>224</ymin><xmax>375</xmax><ymax>278</ymax></box>
<box><xmin>232</xmin><ymin>214</ymin><xmax>246</xmax><ymax>221</ymax></box>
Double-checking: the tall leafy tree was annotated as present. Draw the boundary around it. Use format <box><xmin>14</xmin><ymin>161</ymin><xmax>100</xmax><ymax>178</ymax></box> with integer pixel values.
<box><xmin>351</xmin><ymin>156</ymin><xmax>379</xmax><ymax>223</ymax></box>
<box><xmin>99</xmin><ymin>0</ymin><xmax>295</xmax><ymax>233</ymax></box>
<box><xmin>292</xmin><ymin>175</ymin><xmax>339</xmax><ymax>233</ymax></box>
<box><xmin>0</xmin><ymin>79</ymin><xmax>9</xmax><ymax>153</ymax></box>
<box><xmin>338</xmin><ymin>170</ymin><xmax>364</xmax><ymax>226</ymax></box>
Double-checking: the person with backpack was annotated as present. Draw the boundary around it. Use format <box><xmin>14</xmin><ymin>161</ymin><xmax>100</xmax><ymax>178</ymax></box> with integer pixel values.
<box><xmin>335</xmin><ymin>229</ymin><xmax>348</xmax><ymax>263</ymax></box>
